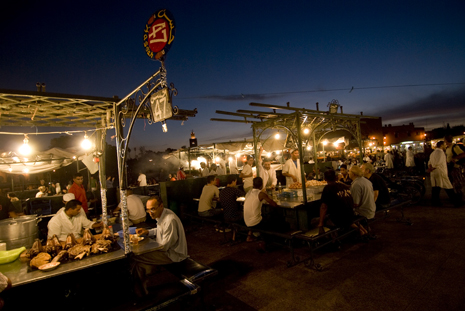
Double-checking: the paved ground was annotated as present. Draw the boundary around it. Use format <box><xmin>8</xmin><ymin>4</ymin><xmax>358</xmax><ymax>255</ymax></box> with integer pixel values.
<box><xmin>183</xmin><ymin>177</ymin><xmax>465</xmax><ymax>311</ymax></box>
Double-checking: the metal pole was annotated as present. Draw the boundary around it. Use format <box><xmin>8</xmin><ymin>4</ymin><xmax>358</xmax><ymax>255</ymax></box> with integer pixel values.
<box><xmin>97</xmin><ymin>121</ymin><xmax>108</xmax><ymax>227</ymax></box>
<box><xmin>295</xmin><ymin>112</ymin><xmax>307</xmax><ymax>203</ymax></box>
<box><xmin>114</xmin><ymin>103</ymin><xmax>131</xmax><ymax>254</ymax></box>
<box><xmin>253</xmin><ymin>126</ymin><xmax>259</xmax><ymax>178</ymax></box>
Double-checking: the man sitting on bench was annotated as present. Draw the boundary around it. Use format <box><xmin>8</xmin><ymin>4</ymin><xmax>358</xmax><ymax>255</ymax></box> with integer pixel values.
<box><xmin>134</xmin><ymin>196</ymin><xmax>189</xmax><ymax>297</ymax></box>
<box><xmin>244</xmin><ymin>177</ymin><xmax>280</xmax><ymax>245</ymax></box>
<box><xmin>318</xmin><ymin>170</ymin><xmax>367</xmax><ymax>236</ymax></box>
<box><xmin>198</xmin><ymin>175</ymin><xmax>223</xmax><ymax>218</ymax></box>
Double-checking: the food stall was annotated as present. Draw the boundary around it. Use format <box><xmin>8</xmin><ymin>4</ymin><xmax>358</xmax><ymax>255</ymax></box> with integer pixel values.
<box><xmin>212</xmin><ymin>101</ymin><xmax>378</xmax><ymax>230</ymax></box>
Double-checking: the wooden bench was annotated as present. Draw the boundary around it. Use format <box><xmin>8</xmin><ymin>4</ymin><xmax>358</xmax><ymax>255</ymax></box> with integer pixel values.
<box><xmin>293</xmin><ymin>215</ymin><xmax>367</xmax><ymax>270</ymax></box>
<box><xmin>371</xmin><ymin>199</ymin><xmax>412</xmax><ymax>225</ymax></box>
<box><xmin>164</xmin><ymin>257</ymin><xmax>218</xmax><ymax>283</ymax></box>
<box><xmin>182</xmin><ymin>211</ymin><xmax>233</xmax><ymax>244</ymax></box>
<box><xmin>230</xmin><ymin>222</ymin><xmax>303</xmax><ymax>265</ymax></box>
<box><xmin>113</xmin><ymin>279</ymin><xmax>200</xmax><ymax>311</ymax></box>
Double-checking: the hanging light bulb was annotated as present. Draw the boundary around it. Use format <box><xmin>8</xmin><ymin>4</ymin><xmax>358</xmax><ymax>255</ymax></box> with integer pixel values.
<box><xmin>19</xmin><ymin>134</ymin><xmax>32</xmax><ymax>155</ymax></box>
<box><xmin>81</xmin><ymin>132</ymin><xmax>92</xmax><ymax>150</ymax></box>
<box><xmin>8</xmin><ymin>167</ymin><xmax>12</xmax><ymax>172</ymax></box>
<box><xmin>303</xmin><ymin>128</ymin><xmax>310</xmax><ymax>134</ymax></box>
<box><xmin>274</xmin><ymin>133</ymin><xmax>280</xmax><ymax>139</ymax></box>
<box><xmin>23</xmin><ymin>168</ymin><xmax>29</xmax><ymax>173</ymax></box>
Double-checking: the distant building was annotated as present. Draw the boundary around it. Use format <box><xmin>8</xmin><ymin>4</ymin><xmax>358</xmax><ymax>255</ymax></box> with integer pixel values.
<box><xmin>382</xmin><ymin>123</ymin><xmax>425</xmax><ymax>152</ymax></box>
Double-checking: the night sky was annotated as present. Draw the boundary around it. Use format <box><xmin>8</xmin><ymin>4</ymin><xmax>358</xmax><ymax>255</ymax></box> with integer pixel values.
<box><xmin>1</xmin><ymin>0</ymin><xmax>464</xmax><ymax>152</ymax></box>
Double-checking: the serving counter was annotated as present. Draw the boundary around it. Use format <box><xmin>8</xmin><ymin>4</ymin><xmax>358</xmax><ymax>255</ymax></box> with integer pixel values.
<box><xmin>1</xmin><ymin>246</ymin><xmax>126</xmax><ymax>287</ymax></box>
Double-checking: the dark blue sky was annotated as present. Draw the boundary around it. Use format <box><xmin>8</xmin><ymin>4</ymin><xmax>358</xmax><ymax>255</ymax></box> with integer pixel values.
<box><xmin>1</xmin><ymin>0</ymin><xmax>464</xmax><ymax>152</ymax></box>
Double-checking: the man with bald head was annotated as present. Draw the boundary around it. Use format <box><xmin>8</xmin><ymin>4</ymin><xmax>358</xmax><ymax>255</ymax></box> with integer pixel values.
<box><xmin>349</xmin><ymin>166</ymin><xmax>376</xmax><ymax>220</ymax></box>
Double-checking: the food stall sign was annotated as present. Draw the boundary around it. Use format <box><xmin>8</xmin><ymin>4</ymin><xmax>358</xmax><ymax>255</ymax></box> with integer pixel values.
<box><xmin>150</xmin><ymin>87</ymin><xmax>173</xmax><ymax>122</ymax></box>
<box><xmin>143</xmin><ymin>9</ymin><xmax>176</xmax><ymax>60</ymax></box>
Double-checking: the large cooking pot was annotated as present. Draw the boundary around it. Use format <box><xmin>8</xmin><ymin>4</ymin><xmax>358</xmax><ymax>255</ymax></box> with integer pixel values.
<box><xmin>0</xmin><ymin>215</ymin><xmax>40</xmax><ymax>250</ymax></box>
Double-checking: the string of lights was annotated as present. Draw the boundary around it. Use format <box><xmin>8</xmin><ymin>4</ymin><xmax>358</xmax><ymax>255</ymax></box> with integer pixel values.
<box><xmin>176</xmin><ymin>82</ymin><xmax>465</xmax><ymax>100</ymax></box>
<box><xmin>0</xmin><ymin>125</ymin><xmax>114</xmax><ymax>136</ymax></box>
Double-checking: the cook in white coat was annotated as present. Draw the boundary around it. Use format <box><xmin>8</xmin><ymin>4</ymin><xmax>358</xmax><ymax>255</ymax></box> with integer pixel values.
<box><xmin>282</xmin><ymin>149</ymin><xmax>302</xmax><ymax>187</ymax></box>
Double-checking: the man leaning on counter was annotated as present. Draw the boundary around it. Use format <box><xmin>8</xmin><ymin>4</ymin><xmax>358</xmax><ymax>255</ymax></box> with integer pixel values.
<box><xmin>47</xmin><ymin>199</ymin><xmax>103</xmax><ymax>241</ymax></box>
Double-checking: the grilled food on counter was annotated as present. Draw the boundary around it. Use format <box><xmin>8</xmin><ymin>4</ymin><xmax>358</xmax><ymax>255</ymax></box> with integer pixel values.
<box><xmin>82</xmin><ymin>228</ymin><xmax>96</xmax><ymax>245</ymax></box>
<box><xmin>64</xmin><ymin>233</ymin><xmax>79</xmax><ymax>250</ymax></box>
<box><xmin>30</xmin><ymin>252</ymin><xmax>51</xmax><ymax>269</ymax></box>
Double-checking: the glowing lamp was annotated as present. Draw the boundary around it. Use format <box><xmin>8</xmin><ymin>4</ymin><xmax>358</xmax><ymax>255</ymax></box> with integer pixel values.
<box><xmin>81</xmin><ymin>132</ymin><xmax>92</xmax><ymax>150</ymax></box>
<box><xmin>19</xmin><ymin>135</ymin><xmax>31</xmax><ymax>155</ymax></box>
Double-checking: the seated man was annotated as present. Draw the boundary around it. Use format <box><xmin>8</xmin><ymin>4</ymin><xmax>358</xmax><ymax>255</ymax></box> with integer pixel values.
<box><xmin>113</xmin><ymin>189</ymin><xmax>147</xmax><ymax>225</ymax></box>
<box><xmin>318</xmin><ymin>170</ymin><xmax>356</xmax><ymax>234</ymax></box>
<box><xmin>349</xmin><ymin>166</ymin><xmax>376</xmax><ymax>220</ymax></box>
<box><xmin>7</xmin><ymin>192</ymin><xmax>24</xmax><ymax>215</ymax></box>
<box><xmin>47</xmin><ymin>199</ymin><xmax>103</xmax><ymax>241</ymax></box>
<box><xmin>198</xmin><ymin>175</ymin><xmax>222</xmax><ymax>217</ymax></box>
<box><xmin>360</xmin><ymin>163</ymin><xmax>390</xmax><ymax>210</ymax></box>
<box><xmin>244</xmin><ymin>177</ymin><xmax>278</xmax><ymax>242</ymax></box>
<box><xmin>219</xmin><ymin>175</ymin><xmax>245</xmax><ymax>223</ymax></box>
<box><xmin>134</xmin><ymin>196</ymin><xmax>188</xmax><ymax>296</ymax></box>
<box><xmin>337</xmin><ymin>164</ymin><xmax>352</xmax><ymax>186</ymax></box>
<box><xmin>0</xmin><ymin>193</ymin><xmax>17</xmax><ymax>221</ymax></box>
<box><xmin>36</xmin><ymin>186</ymin><xmax>47</xmax><ymax>198</ymax></box>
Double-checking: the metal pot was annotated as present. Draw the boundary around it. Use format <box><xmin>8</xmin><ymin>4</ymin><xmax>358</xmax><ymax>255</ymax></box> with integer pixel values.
<box><xmin>0</xmin><ymin>215</ymin><xmax>40</xmax><ymax>250</ymax></box>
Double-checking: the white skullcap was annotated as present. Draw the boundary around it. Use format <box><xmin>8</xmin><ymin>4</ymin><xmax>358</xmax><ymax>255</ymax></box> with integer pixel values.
<box><xmin>63</xmin><ymin>193</ymin><xmax>75</xmax><ymax>202</ymax></box>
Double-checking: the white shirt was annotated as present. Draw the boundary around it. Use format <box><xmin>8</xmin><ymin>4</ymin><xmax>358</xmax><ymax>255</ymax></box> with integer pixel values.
<box><xmin>241</xmin><ymin>164</ymin><xmax>253</xmax><ymax>190</ymax></box>
<box><xmin>216</xmin><ymin>165</ymin><xmax>225</xmax><ymax>176</ymax></box>
<box><xmin>138</xmin><ymin>174</ymin><xmax>147</xmax><ymax>186</ymax></box>
<box><xmin>244</xmin><ymin>189</ymin><xmax>263</xmax><ymax>227</ymax></box>
<box><xmin>47</xmin><ymin>207</ymin><xmax>95</xmax><ymax>241</ymax></box>
<box><xmin>406</xmin><ymin>150</ymin><xmax>415</xmax><ymax>167</ymax></box>
<box><xmin>428</xmin><ymin>148</ymin><xmax>452</xmax><ymax>189</ymax></box>
<box><xmin>198</xmin><ymin>185</ymin><xmax>219</xmax><ymax>212</ymax></box>
<box><xmin>282</xmin><ymin>158</ymin><xmax>302</xmax><ymax>186</ymax></box>
<box><xmin>147</xmin><ymin>208</ymin><xmax>188</xmax><ymax>262</ymax></box>
<box><xmin>119</xmin><ymin>194</ymin><xmax>146</xmax><ymax>221</ymax></box>
<box><xmin>384</xmin><ymin>153</ymin><xmax>394</xmax><ymax>169</ymax></box>
<box><xmin>201</xmin><ymin>167</ymin><xmax>210</xmax><ymax>177</ymax></box>
<box><xmin>258</xmin><ymin>161</ymin><xmax>277</xmax><ymax>190</ymax></box>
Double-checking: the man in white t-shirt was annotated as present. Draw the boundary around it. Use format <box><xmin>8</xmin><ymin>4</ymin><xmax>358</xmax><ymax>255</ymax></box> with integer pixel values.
<box><xmin>114</xmin><ymin>189</ymin><xmax>147</xmax><ymax>225</ymax></box>
<box><xmin>198</xmin><ymin>175</ymin><xmax>222</xmax><ymax>217</ymax></box>
<box><xmin>239</xmin><ymin>156</ymin><xmax>254</xmax><ymax>193</ymax></box>
<box><xmin>138</xmin><ymin>172</ymin><xmax>147</xmax><ymax>187</ymax></box>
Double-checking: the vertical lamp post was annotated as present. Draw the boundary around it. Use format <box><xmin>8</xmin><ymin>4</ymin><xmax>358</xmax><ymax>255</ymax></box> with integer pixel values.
<box><xmin>322</xmin><ymin>140</ymin><xmax>328</xmax><ymax>162</ymax></box>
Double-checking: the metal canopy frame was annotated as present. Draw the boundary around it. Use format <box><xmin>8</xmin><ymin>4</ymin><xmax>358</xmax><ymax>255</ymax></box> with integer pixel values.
<box><xmin>0</xmin><ymin>62</ymin><xmax>197</xmax><ymax>254</ymax></box>
<box><xmin>212</xmin><ymin>101</ymin><xmax>379</xmax><ymax>203</ymax></box>
<box><xmin>114</xmin><ymin>60</ymin><xmax>197</xmax><ymax>253</ymax></box>
<box><xmin>0</xmin><ymin>89</ymin><xmax>116</xmax><ymax>128</ymax></box>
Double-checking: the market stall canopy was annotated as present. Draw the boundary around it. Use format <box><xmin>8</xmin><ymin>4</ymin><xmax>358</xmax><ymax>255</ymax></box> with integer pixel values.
<box><xmin>0</xmin><ymin>89</ymin><xmax>116</xmax><ymax>128</ymax></box>
<box><xmin>0</xmin><ymin>147</ymin><xmax>90</xmax><ymax>174</ymax></box>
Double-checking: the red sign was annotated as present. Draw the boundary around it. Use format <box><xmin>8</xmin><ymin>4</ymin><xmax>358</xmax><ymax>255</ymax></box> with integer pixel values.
<box><xmin>143</xmin><ymin>9</ymin><xmax>176</xmax><ymax>60</ymax></box>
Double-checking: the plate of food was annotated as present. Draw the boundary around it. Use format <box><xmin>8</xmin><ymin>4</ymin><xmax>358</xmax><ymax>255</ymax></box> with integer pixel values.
<box><xmin>130</xmin><ymin>235</ymin><xmax>144</xmax><ymax>244</ymax></box>
<box><xmin>38</xmin><ymin>262</ymin><xmax>61</xmax><ymax>271</ymax></box>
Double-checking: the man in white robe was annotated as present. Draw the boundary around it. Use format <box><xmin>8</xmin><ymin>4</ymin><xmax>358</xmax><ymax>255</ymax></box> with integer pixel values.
<box><xmin>282</xmin><ymin>149</ymin><xmax>302</xmax><ymax>187</ymax></box>
<box><xmin>384</xmin><ymin>151</ymin><xmax>394</xmax><ymax>169</ymax></box>
<box><xmin>428</xmin><ymin>141</ymin><xmax>462</xmax><ymax>207</ymax></box>
<box><xmin>258</xmin><ymin>147</ymin><xmax>277</xmax><ymax>191</ymax></box>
